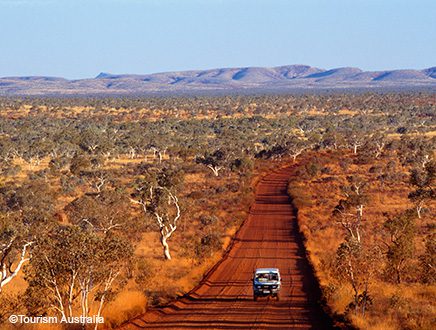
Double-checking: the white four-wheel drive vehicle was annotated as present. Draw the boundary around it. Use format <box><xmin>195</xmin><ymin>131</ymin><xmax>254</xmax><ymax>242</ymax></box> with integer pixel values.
<box><xmin>252</xmin><ymin>268</ymin><xmax>281</xmax><ymax>301</ymax></box>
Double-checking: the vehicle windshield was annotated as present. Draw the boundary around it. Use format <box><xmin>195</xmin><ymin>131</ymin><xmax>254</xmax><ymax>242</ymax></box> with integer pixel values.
<box><xmin>255</xmin><ymin>272</ymin><xmax>279</xmax><ymax>282</ymax></box>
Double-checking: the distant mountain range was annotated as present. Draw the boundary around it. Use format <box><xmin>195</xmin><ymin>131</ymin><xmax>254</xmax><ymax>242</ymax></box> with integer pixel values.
<box><xmin>1</xmin><ymin>65</ymin><xmax>435</xmax><ymax>96</ymax></box>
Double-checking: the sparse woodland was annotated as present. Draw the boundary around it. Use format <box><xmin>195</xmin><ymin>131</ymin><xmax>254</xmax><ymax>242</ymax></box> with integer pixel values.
<box><xmin>0</xmin><ymin>93</ymin><xmax>434</xmax><ymax>329</ymax></box>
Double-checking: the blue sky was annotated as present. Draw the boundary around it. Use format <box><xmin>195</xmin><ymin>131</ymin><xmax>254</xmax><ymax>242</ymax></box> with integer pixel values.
<box><xmin>0</xmin><ymin>0</ymin><xmax>435</xmax><ymax>79</ymax></box>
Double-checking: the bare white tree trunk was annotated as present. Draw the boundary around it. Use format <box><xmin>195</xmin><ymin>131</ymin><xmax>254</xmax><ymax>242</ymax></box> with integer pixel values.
<box><xmin>80</xmin><ymin>277</ymin><xmax>91</xmax><ymax>318</ymax></box>
<box><xmin>290</xmin><ymin>148</ymin><xmax>305</xmax><ymax>162</ymax></box>
<box><xmin>0</xmin><ymin>241</ymin><xmax>33</xmax><ymax>291</ymax></box>
<box><xmin>155</xmin><ymin>191</ymin><xmax>180</xmax><ymax>260</ymax></box>
<box><xmin>207</xmin><ymin>164</ymin><xmax>222</xmax><ymax>177</ymax></box>
<box><xmin>416</xmin><ymin>201</ymin><xmax>424</xmax><ymax>219</ymax></box>
<box><xmin>297</xmin><ymin>125</ymin><xmax>305</xmax><ymax>134</ymax></box>
<box><xmin>375</xmin><ymin>141</ymin><xmax>385</xmax><ymax>158</ymax></box>
<box><xmin>129</xmin><ymin>146</ymin><xmax>136</xmax><ymax>159</ymax></box>
<box><xmin>51</xmin><ymin>277</ymin><xmax>67</xmax><ymax>319</ymax></box>
<box><xmin>422</xmin><ymin>154</ymin><xmax>430</xmax><ymax>168</ymax></box>
<box><xmin>131</xmin><ymin>186</ymin><xmax>181</xmax><ymax>260</ymax></box>
<box><xmin>94</xmin><ymin>270</ymin><xmax>119</xmax><ymax>330</ymax></box>
<box><xmin>357</xmin><ymin>204</ymin><xmax>364</xmax><ymax>218</ymax></box>
<box><xmin>160</xmin><ymin>230</ymin><xmax>173</xmax><ymax>260</ymax></box>
<box><xmin>67</xmin><ymin>271</ymin><xmax>78</xmax><ymax>317</ymax></box>
<box><xmin>88</xmin><ymin>144</ymin><xmax>99</xmax><ymax>153</ymax></box>
<box><xmin>347</xmin><ymin>259</ymin><xmax>359</xmax><ymax>314</ymax></box>
<box><xmin>151</xmin><ymin>147</ymin><xmax>158</xmax><ymax>159</ymax></box>
<box><xmin>353</xmin><ymin>143</ymin><xmax>359</xmax><ymax>154</ymax></box>
<box><xmin>336</xmin><ymin>207</ymin><xmax>363</xmax><ymax>244</ymax></box>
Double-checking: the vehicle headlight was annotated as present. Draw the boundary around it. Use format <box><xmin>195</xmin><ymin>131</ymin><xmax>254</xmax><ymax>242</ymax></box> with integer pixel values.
<box><xmin>256</xmin><ymin>286</ymin><xmax>261</xmax><ymax>289</ymax></box>
<box><xmin>272</xmin><ymin>286</ymin><xmax>277</xmax><ymax>289</ymax></box>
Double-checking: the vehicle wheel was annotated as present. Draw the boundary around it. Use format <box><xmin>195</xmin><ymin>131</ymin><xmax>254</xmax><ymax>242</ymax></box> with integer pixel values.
<box><xmin>276</xmin><ymin>294</ymin><xmax>280</xmax><ymax>301</ymax></box>
<box><xmin>254</xmin><ymin>295</ymin><xmax>258</xmax><ymax>301</ymax></box>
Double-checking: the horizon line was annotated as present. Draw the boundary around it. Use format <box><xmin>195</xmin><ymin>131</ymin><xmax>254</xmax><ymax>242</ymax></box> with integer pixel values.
<box><xmin>1</xmin><ymin>63</ymin><xmax>435</xmax><ymax>81</ymax></box>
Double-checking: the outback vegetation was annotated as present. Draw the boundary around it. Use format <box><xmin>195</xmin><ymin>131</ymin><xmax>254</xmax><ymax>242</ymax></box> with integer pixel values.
<box><xmin>0</xmin><ymin>92</ymin><xmax>434</xmax><ymax>329</ymax></box>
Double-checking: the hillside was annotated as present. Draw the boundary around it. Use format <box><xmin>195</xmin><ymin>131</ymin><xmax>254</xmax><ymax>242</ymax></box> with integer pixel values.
<box><xmin>1</xmin><ymin>64</ymin><xmax>435</xmax><ymax>96</ymax></box>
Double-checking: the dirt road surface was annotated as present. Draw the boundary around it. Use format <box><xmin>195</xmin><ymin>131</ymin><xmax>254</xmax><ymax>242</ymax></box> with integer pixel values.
<box><xmin>120</xmin><ymin>165</ymin><xmax>333</xmax><ymax>329</ymax></box>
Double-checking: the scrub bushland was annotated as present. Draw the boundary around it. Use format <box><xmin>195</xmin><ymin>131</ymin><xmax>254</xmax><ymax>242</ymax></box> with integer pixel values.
<box><xmin>289</xmin><ymin>148</ymin><xmax>434</xmax><ymax>330</ymax></box>
<box><xmin>0</xmin><ymin>92</ymin><xmax>434</xmax><ymax>328</ymax></box>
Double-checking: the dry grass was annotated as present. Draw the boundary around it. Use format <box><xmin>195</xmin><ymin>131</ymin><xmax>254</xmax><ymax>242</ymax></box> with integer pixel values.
<box><xmin>1</xmin><ymin>153</ymin><xmax>268</xmax><ymax>328</ymax></box>
<box><xmin>99</xmin><ymin>161</ymin><xmax>269</xmax><ymax>326</ymax></box>
<box><xmin>289</xmin><ymin>151</ymin><xmax>435</xmax><ymax>329</ymax></box>
<box><xmin>0</xmin><ymin>104</ymin><xmax>300</xmax><ymax>122</ymax></box>
<box><xmin>104</xmin><ymin>290</ymin><xmax>147</xmax><ymax>328</ymax></box>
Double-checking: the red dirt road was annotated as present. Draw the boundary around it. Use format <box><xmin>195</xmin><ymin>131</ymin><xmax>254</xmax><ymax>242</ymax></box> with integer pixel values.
<box><xmin>121</xmin><ymin>166</ymin><xmax>333</xmax><ymax>329</ymax></box>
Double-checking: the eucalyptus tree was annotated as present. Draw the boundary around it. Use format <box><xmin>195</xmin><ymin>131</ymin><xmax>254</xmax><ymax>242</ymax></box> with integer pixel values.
<box><xmin>66</xmin><ymin>190</ymin><xmax>134</xmax><ymax>236</ymax></box>
<box><xmin>284</xmin><ymin>135</ymin><xmax>310</xmax><ymax>162</ymax></box>
<box><xmin>196</xmin><ymin>149</ymin><xmax>229</xmax><ymax>177</ymax></box>
<box><xmin>408</xmin><ymin>161</ymin><xmax>435</xmax><ymax>218</ymax></box>
<box><xmin>333</xmin><ymin>176</ymin><xmax>368</xmax><ymax>244</ymax></box>
<box><xmin>25</xmin><ymin>225</ymin><xmax>132</xmax><ymax>328</ymax></box>
<box><xmin>322</xmin><ymin>128</ymin><xmax>346</xmax><ymax>150</ymax></box>
<box><xmin>130</xmin><ymin>165</ymin><xmax>183</xmax><ymax>260</ymax></box>
<box><xmin>366</xmin><ymin>133</ymin><xmax>388</xmax><ymax>159</ymax></box>
<box><xmin>383</xmin><ymin>210</ymin><xmax>416</xmax><ymax>283</ymax></box>
<box><xmin>0</xmin><ymin>180</ymin><xmax>56</xmax><ymax>292</ymax></box>
<box><xmin>398</xmin><ymin>136</ymin><xmax>435</xmax><ymax>168</ymax></box>
<box><xmin>334</xmin><ymin>237</ymin><xmax>381</xmax><ymax>316</ymax></box>
<box><xmin>419</xmin><ymin>234</ymin><xmax>435</xmax><ymax>284</ymax></box>
<box><xmin>0</xmin><ymin>215</ymin><xmax>33</xmax><ymax>292</ymax></box>
<box><xmin>344</xmin><ymin>129</ymin><xmax>366</xmax><ymax>155</ymax></box>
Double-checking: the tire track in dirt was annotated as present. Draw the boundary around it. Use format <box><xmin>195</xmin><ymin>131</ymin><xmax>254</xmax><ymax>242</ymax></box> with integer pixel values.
<box><xmin>120</xmin><ymin>165</ymin><xmax>333</xmax><ymax>329</ymax></box>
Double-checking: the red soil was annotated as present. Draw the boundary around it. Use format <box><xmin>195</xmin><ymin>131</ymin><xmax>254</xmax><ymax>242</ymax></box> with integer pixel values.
<box><xmin>120</xmin><ymin>165</ymin><xmax>332</xmax><ymax>329</ymax></box>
